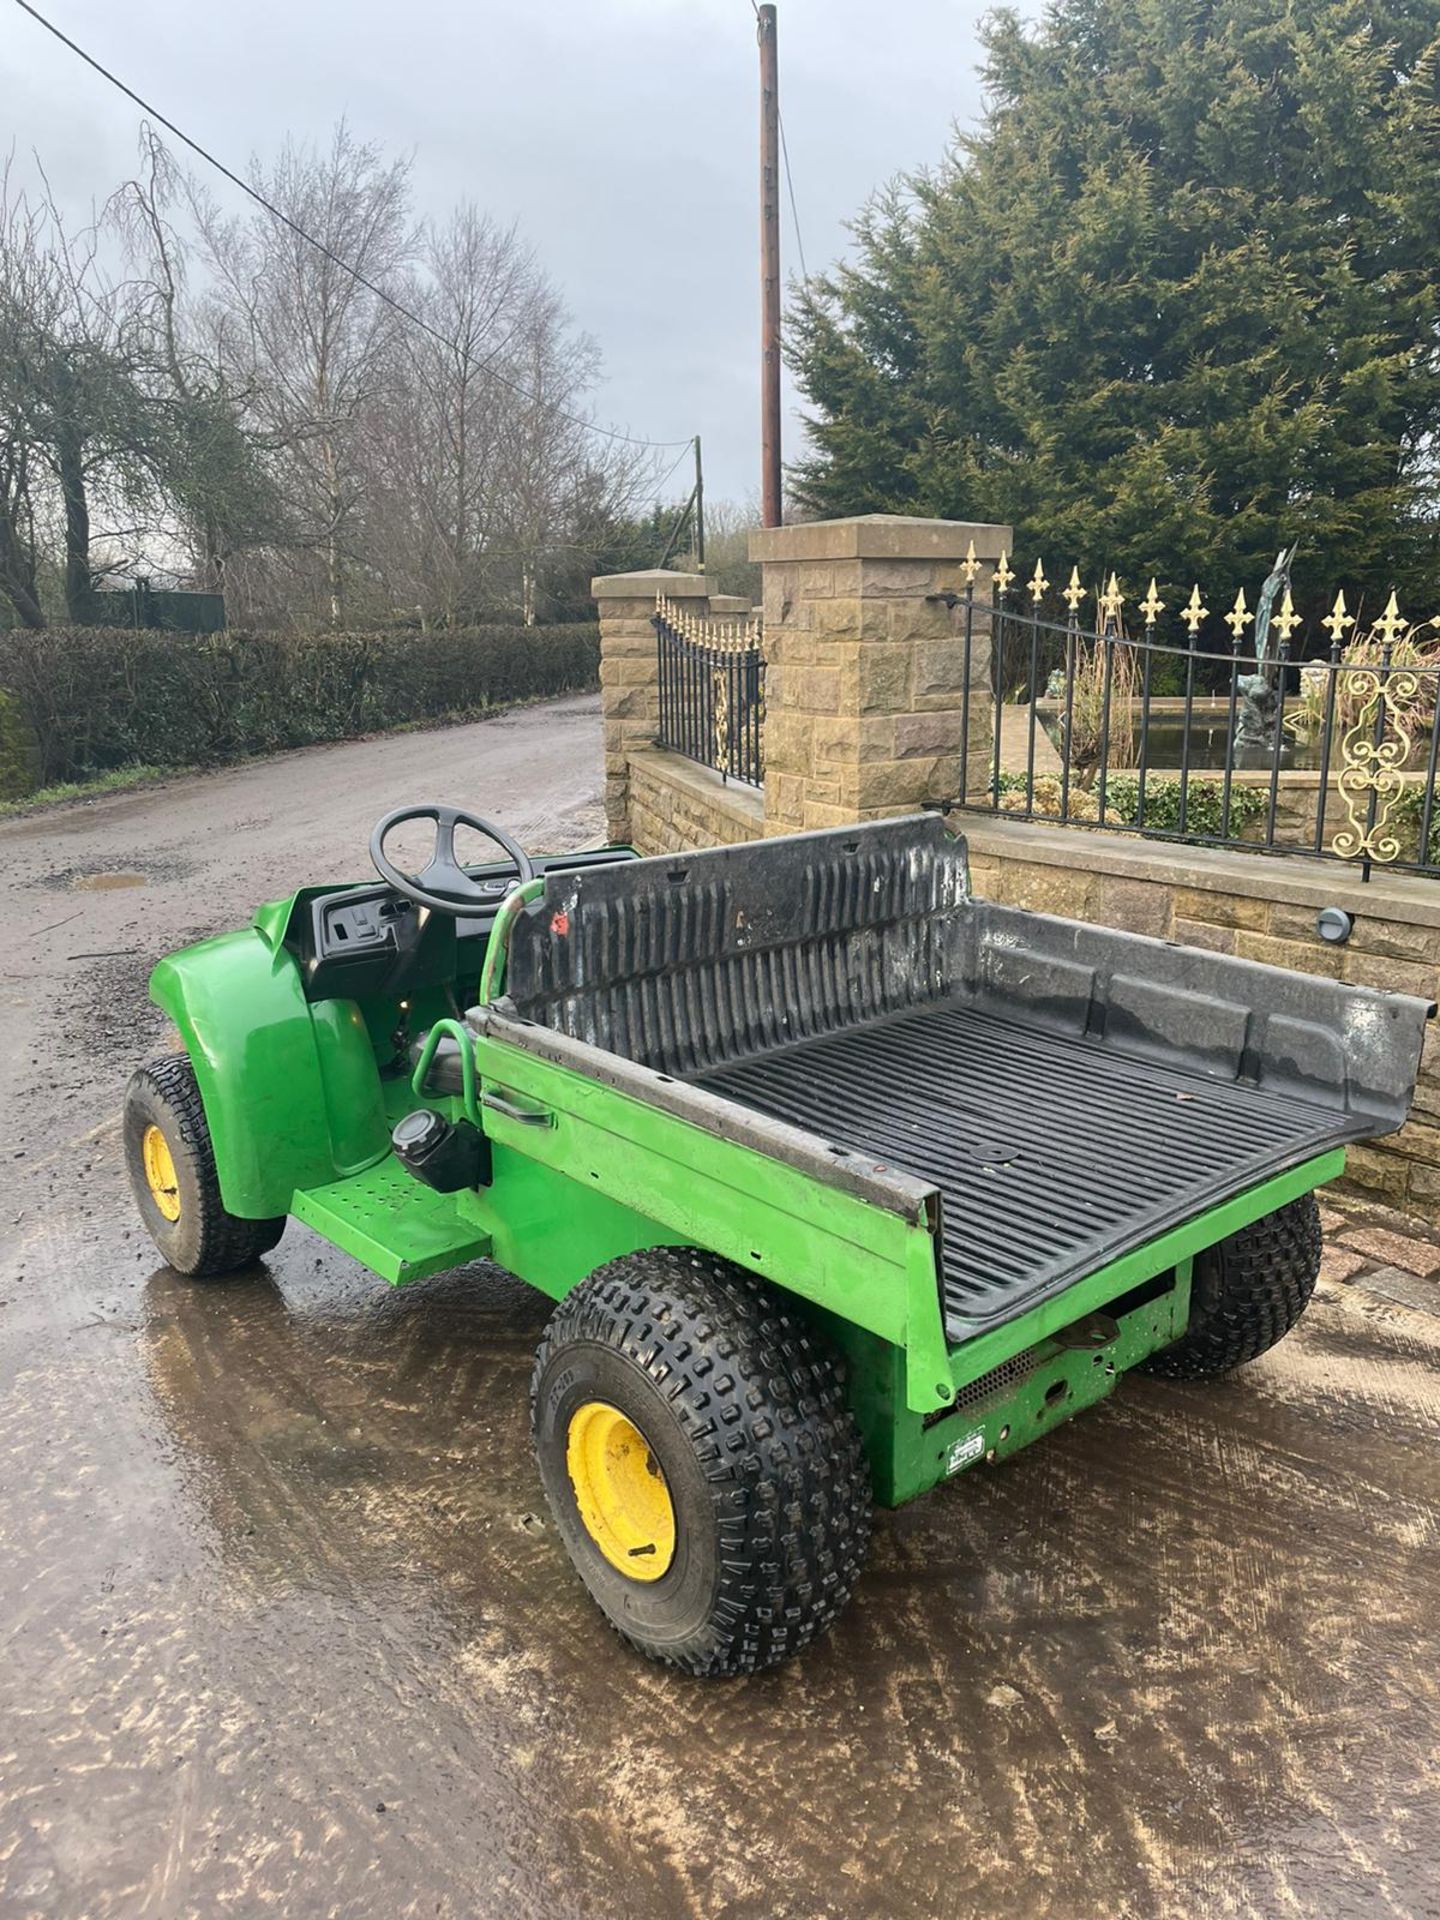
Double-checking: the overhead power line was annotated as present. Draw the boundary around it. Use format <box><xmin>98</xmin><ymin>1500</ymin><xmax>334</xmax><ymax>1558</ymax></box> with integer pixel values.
<box><xmin>10</xmin><ymin>0</ymin><xmax>694</xmax><ymax>454</ymax></box>
<box><xmin>651</xmin><ymin>438</ymin><xmax>696</xmax><ymax>500</ymax></box>
<box><xmin>777</xmin><ymin>109</ymin><xmax>809</xmax><ymax>284</ymax></box>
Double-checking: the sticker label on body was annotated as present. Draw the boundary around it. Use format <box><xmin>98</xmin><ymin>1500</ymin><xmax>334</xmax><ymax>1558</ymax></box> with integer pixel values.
<box><xmin>945</xmin><ymin>1428</ymin><xmax>987</xmax><ymax>1475</ymax></box>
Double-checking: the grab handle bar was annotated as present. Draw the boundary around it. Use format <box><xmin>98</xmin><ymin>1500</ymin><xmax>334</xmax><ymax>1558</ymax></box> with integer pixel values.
<box><xmin>409</xmin><ymin>1018</ymin><xmax>481</xmax><ymax>1129</ymax></box>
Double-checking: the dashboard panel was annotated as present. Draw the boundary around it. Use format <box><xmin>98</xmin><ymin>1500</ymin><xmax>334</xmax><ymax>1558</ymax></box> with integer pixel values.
<box><xmin>295</xmin><ymin>846</ymin><xmax>638</xmax><ymax>1002</ymax></box>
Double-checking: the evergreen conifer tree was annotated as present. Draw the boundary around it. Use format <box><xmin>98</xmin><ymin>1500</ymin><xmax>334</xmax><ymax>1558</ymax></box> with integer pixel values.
<box><xmin>792</xmin><ymin>0</ymin><xmax>1440</xmax><ymax>616</ymax></box>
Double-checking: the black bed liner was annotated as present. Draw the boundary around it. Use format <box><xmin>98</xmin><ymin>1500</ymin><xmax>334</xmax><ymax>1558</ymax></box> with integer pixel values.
<box><xmin>698</xmin><ymin>1000</ymin><xmax>1363</xmax><ymax>1338</ymax></box>
<box><xmin>499</xmin><ymin>815</ymin><xmax>1432</xmax><ymax>1343</ymax></box>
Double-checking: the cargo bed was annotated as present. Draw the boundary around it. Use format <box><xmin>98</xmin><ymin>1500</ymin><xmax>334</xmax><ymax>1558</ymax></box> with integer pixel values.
<box><xmin>699</xmin><ymin>1000</ymin><xmax>1363</xmax><ymax>1339</ymax></box>
<box><xmin>494</xmin><ymin>814</ymin><xmax>1431</xmax><ymax>1344</ymax></box>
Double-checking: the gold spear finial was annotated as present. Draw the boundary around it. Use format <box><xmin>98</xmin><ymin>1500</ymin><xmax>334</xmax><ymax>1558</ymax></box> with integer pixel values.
<box><xmin>994</xmin><ymin>550</ymin><xmax>1015</xmax><ymax>594</ymax></box>
<box><xmin>1139</xmin><ymin>578</ymin><xmax>1165</xmax><ymax>627</ymax></box>
<box><xmin>961</xmin><ymin>538</ymin><xmax>980</xmax><ymax>586</ymax></box>
<box><xmin>1100</xmin><ymin>572</ymin><xmax>1124</xmax><ymax>625</ymax></box>
<box><xmin>1061</xmin><ymin>566</ymin><xmax>1085</xmax><ymax>615</ymax></box>
<box><xmin>1029</xmin><ymin>557</ymin><xmax>1049</xmax><ymax>604</ymax></box>
<box><xmin>1181</xmin><ymin>585</ymin><xmax>1209</xmax><ymax>637</ymax></box>
<box><xmin>1225</xmin><ymin>587</ymin><xmax>1252</xmax><ymax>640</ymax></box>
<box><xmin>1321</xmin><ymin>589</ymin><xmax>1354</xmax><ymax>645</ymax></box>
<box><xmin>1375</xmin><ymin>589</ymin><xmax>1407</xmax><ymax>648</ymax></box>
<box><xmin>1272</xmin><ymin>586</ymin><xmax>1301</xmax><ymax>645</ymax></box>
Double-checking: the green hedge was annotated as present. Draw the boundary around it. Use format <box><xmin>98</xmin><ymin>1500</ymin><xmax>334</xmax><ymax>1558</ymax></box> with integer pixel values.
<box><xmin>0</xmin><ymin>623</ymin><xmax>599</xmax><ymax>787</ymax></box>
<box><xmin>0</xmin><ymin>688</ymin><xmax>41</xmax><ymax>800</ymax></box>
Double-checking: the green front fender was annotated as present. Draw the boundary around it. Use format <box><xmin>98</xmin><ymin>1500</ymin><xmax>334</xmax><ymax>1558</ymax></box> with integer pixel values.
<box><xmin>150</xmin><ymin>927</ymin><xmax>389</xmax><ymax>1218</ymax></box>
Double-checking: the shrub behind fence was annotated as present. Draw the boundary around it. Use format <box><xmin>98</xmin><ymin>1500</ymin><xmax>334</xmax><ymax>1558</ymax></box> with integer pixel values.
<box><xmin>0</xmin><ymin>623</ymin><xmax>600</xmax><ymax>787</ymax></box>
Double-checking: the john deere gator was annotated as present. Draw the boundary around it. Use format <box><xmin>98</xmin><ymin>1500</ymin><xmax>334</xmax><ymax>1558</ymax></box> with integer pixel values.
<box><xmin>125</xmin><ymin>807</ymin><xmax>1430</xmax><ymax>1673</ymax></box>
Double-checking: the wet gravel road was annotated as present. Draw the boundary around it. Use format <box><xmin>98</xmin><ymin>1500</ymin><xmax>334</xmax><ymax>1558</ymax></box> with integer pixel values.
<box><xmin>2</xmin><ymin>695</ymin><xmax>1439</xmax><ymax>1919</ymax></box>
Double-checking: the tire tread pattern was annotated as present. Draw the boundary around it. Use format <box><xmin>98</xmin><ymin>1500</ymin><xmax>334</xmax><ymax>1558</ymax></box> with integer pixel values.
<box><xmin>126</xmin><ymin>1054</ymin><xmax>285</xmax><ymax>1277</ymax></box>
<box><xmin>532</xmin><ymin>1247</ymin><xmax>873</xmax><ymax>1676</ymax></box>
<box><xmin>1142</xmin><ymin>1194</ymin><xmax>1322</xmax><ymax>1380</ymax></box>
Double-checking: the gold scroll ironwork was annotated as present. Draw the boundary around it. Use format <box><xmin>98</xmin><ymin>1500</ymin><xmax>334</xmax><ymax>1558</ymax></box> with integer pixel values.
<box><xmin>1331</xmin><ymin>666</ymin><xmax>1420</xmax><ymax>865</ymax></box>
<box><xmin>712</xmin><ymin>666</ymin><xmax>732</xmax><ymax>770</ymax></box>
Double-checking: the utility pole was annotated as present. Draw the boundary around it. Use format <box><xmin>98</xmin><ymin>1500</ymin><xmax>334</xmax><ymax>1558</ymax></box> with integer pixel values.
<box><xmin>694</xmin><ymin>434</ymin><xmax>706</xmax><ymax>567</ymax></box>
<box><xmin>657</xmin><ymin>439</ymin><xmax>707</xmax><ymax>570</ymax></box>
<box><xmin>758</xmin><ymin>3</ymin><xmax>782</xmax><ymax>528</ymax></box>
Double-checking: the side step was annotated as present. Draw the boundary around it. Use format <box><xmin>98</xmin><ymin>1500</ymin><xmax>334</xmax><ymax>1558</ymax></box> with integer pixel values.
<box><xmin>291</xmin><ymin>1156</ymin><xmax>492</xmax><ymax>1284</ymax></box>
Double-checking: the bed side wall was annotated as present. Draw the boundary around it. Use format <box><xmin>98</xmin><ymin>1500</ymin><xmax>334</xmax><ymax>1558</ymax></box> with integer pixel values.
<box><xmin>965</xmin><ymin>902</ymin><xmax>1432</xmax><ymax>1128</ymax></box>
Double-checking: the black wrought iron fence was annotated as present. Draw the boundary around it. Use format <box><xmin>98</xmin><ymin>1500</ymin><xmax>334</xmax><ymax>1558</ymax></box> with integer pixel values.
<box><xmin>941</xmin><ymin>551</ymin><xmax>1440</xmax><ymax>883</ymax></box>
<box><xmin>653</xmin><ymin>594</ymin><xmax>765</xmax><ymax>788</ymax></box>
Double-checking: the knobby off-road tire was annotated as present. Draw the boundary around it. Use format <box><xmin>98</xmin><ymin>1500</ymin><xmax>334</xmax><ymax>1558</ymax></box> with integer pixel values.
<box><xmin>124</xmin><ymin>1054</ymin><xmax>286</xmax><ymax>1277</ymax></box>
<box><xmin>1141</xmin><ymin>1194</ymin><xmax>1322</xmax><ymax>1381</ymax></box>
<box><xmin>531</xmin><ymin>1248</ymin><xmax>873</xmax><ymax>1676</ymax></box>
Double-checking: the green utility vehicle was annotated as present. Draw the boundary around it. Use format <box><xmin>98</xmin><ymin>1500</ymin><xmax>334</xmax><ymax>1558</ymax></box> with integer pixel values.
<box><xmin>125</xmin><ymin>807</ymin><xmax>1430</xmax><ymax>1674</ymax></box>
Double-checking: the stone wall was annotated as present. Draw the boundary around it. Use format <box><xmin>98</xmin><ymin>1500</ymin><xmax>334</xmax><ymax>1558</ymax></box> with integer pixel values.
<box><xmin>593</xmin><ymin>568</ymin><xmax>713</xmax><ymax>845</ymax></box>
<box><xmin>628</xmin><ymin>747</ymin><xmax>764</xmax><ymax>855</ymax></box>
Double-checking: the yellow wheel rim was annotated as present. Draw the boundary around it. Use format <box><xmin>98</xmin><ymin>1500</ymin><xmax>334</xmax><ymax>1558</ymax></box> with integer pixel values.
<box><xmin>565</xmin><ymin>1400</ymin><xmax>676</xmax><ymax>1581</ymax></box>
<box><xmin>141</xmin><ymin>1123</ymin><xmax>182</xmax><ymax>1222</ymax></box>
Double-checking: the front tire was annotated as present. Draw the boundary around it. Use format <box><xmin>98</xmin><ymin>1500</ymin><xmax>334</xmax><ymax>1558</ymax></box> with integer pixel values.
<box><xmin>1141</xmin><ymin>1194</ymin><xmax>1322</xmax><ymax>1380</ymax></box>
<box><xmin>531</xmin><ymin>1248</ymin><xmax>873</xmax><ymax>1676</ymax></box>
<box><xmin>124</xmin><ymin>1054</ymin><xmax>286</xmax><ymax>1277</ymax></box>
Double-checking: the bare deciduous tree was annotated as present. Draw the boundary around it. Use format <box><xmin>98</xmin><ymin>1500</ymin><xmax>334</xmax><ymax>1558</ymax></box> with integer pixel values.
<box><xmin>4</xmin><ymin>120</ymin><xmax>661</xmax><ymax>632</ymax></box>
<box><xmin>112</xmin><ymin>126</ymin><xmax>284</xmax><ymax>596</ymax></box>
<box><xmin>194</xmin><ymin>121</ymin><xmax>413</xmax><ymax>626</ymax></box>
<box><xmin>0</xmin><ymin>160</ymin><xmax>175</xmax><ymax>625</ymax></box>
<box><xmin>487</xmin><ymin>288</ymin><xmax>614</xmax><ymax>626</ymax></box>
<box><xmin>0</xmin><ymin>166</ymin><xmax>50</xmax><ymax>627</ymax></box>
<box><xmin>363</xmin><ymin>206</ymin><xmax>539</xmax><ymax>625</ymax></box>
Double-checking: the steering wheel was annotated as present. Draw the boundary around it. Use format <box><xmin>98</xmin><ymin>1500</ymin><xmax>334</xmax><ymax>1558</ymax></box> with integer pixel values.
<box><xmin>369</xmin><ymin>804</ymin><xmax>536</xmax><ymax>915</ymax></box>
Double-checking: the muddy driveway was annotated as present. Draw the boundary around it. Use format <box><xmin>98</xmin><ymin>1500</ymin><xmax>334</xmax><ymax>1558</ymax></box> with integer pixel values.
<box><xmin>2</xmin><ymin>694</ymin><xmax>1438</xmax><ymax>1919</ymax></box>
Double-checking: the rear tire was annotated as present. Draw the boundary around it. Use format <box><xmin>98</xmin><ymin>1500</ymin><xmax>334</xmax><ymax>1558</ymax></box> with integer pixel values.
<box><xmin>124</xmin><ymin>1054</ymin><xmax>286</xmax><ymax>1277</ymax></box>
<box><xmin>1141</xmin><ymin>1194</ymin><xmax>1322</xmax><ymax>1380</ymax></box>
<box><xmin>531</xmin><ymin>1247</ymin><xmax>873</xmax><ymax>1675</ymax></box>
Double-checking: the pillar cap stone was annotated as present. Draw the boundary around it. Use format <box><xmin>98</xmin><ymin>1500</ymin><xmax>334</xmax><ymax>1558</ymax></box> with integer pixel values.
<box><xmin>748</xmin><ymin>515</ymin><xmax>1013</xmax><ymax>564</ymax></box>
<box><xmin>592</xmin><ymin>568</ymin><xmax>712</xmax><ymax>600</ymax></box>
<box><xmin>707</xmin><ymin>594</ymin><xmax>752</xmax><ymax>614</ymax></box>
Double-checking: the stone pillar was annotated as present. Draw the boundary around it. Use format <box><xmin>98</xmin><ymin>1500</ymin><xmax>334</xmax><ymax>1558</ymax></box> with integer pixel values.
<box><xmin>748</xmin><ymin>514</ymin><xmax>1012</xmax><ymax>834</ymax></box>
<box><xmin>592</xmin><ymin>568</ymin><xmax>712</xmax><ymax>844</ymax></box>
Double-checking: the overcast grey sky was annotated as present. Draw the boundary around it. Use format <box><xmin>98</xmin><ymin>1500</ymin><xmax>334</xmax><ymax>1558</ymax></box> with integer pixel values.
<box><xmin>3</xmin><ymin>0</ymin><xmax>992</xmax><ymax>503</ymax></box>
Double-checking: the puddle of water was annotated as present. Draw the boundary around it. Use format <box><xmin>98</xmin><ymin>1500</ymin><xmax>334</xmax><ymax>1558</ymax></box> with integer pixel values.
<box><xmin>72</xmin><ymin>871</ymin><xmax>147</xmax><ymax>891</ymax></box>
